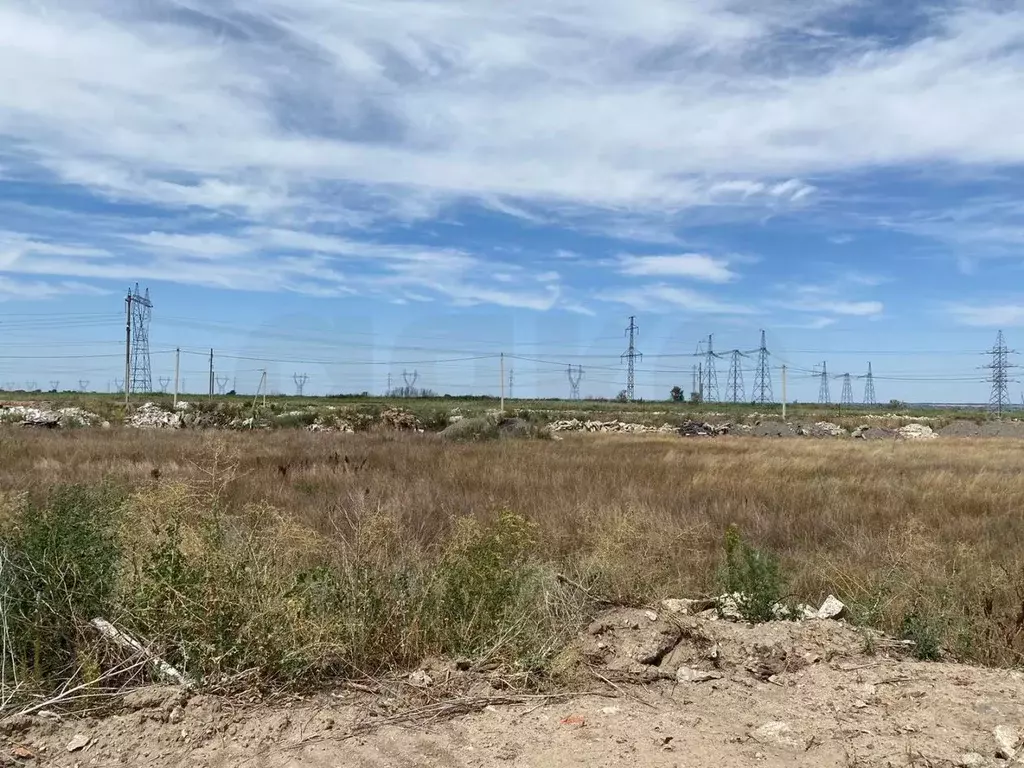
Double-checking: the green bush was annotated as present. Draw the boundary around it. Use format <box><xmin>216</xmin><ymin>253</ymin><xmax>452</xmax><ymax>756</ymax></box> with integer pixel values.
<box><xmin>900</xmin><ymin>611</ymin><xmax>942</xmax><ymax>661</ymax></box>
<box><xmin>425</xmin><ymin>510</ymin><xmax>560</xmax><ymax>666</ymax></box>
<box><xmin>1</xmin><ymin>485</ymin><xmax>124</xmax><ymax>682</ymax></box>
<box><xmin>718</xmin><ymin>524</ymin><xmax>787</xmax><ymax>623</ymax></box>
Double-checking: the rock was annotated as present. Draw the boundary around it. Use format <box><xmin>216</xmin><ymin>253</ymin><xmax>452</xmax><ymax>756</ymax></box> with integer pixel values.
<box><xmin>958</xmin><ymin>753</ymin><xmax>988</xmax><ymax>767</ymax></box>
<box><xmin>168</xmin><ymin>706</ymin><xmax>184</xmax><ymax>724</ymax></box>
<box><xmin>897</xmin><ymin>423</ymin><xmax>937</xmax><ymax>441</ymax></box>
<box><xmin>751</xmin><ymin>721</ymin><xmax>806</xmax><ymax>751</ymax></box>
<box><xmin>127</xmin><ymin>402</ymin><xmax>181</xmax><ymax>429</ymax></box>
<box><xmin>812</xmin><ymin>421</ymin><xmax>846</xmax><ymax>437</ymax></box>
<box><xmin>66</xmin><ymin>734</ymin><xmax>90</xmax><ymax>753</ymax></box>
<box><xmin>631</xmin><ymin>625</ymin><xmax>683</xmax><ymax>665</ymax></box>
<box><xmin>817</xmin><ymin>595</ymin><xmax>848</xmax><ymax>620</ymax></box>
<box><xmin>408</xmin><ymin>670</ymin><xmax>433</xmax><ymax>688</ymax></box>
<box><xmin>676</xmin><ymin>667</ymin><xmax>723</xmax><ymax>683</ymax></box>
<box><xmin>716</xmin><ymin>593</ymin><xmax>745</xmax><ymax>621</ymax></box>
<box><xmin>379</xmin><ymin>408</ymin><xmax>423</xmax><ymax>431</ymax></box>
<box><xmin>660</xmin><ymin>598</ymin><xmax>716</xmax><ymax>616</ymax></box>
<box><xmin>994</xmin><ymin>725</ymin><xmax>1020</xmax><ymax>760</ymax></box>
<box><xmin>644</xmin><ymin>610</ymin><xmax>658</xmax><ymax>622</ymax></box>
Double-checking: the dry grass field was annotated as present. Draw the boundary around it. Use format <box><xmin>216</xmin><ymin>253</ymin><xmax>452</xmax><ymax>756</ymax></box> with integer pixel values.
<box><xmin>2</xmin><ymin>427</ymin><xmax>1024</xmax><ymax>702</ymax></box>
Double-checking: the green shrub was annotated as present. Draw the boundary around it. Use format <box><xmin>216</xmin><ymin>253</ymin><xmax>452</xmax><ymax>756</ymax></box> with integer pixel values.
<box><xmin>419</xmin><ymin>511</ymin><xmax>554</xmax><ymax>664</ymax></box>
<box><xmin>719</xmin><ymin>524</ymin><xmax>787</xmax><ymax>623</ymax></box>
<box><xmin>900</xmin><ymin>611</ymin><xmax>942</xmax><ymax>661</ymax></box>
<box><xmin>1</xmin><ymin>485</ymin><xmax>124</xmax><ymax>682</ymax></box>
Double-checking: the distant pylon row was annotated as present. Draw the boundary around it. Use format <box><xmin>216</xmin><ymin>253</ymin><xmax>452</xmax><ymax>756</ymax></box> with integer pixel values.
<box><xmin>817</xmin><ymin>362</ymin><xmax>877</xmax><ymax>405</ymax></box>
<box><xmin>691</xmin><ymin>330</ymin><xmax>773</xmax><ymax>404</ymax></box>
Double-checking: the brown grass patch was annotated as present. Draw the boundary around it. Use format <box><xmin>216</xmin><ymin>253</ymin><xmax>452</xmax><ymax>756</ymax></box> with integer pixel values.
<box><xmin>2</xmin><ymin>427</ymin><xmax>1024</xmax><ymax>700</ymax></box>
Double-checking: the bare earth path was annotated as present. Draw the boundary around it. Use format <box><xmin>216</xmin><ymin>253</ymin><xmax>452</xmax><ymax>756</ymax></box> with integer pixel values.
<box><xmin>6</xmin><ymin>612</ymin><xmax>1024</xmax><ymax>767</ymax></box>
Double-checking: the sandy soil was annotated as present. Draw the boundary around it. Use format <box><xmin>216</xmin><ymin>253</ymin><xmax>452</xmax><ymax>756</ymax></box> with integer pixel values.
<box><xmin>4</xmin><ymin>610</ymin><xmax>1022</xmax><ymax>768</ymax></box>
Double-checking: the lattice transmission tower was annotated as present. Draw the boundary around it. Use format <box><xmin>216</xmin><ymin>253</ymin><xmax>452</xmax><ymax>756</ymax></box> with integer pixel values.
<box><xmin>702</xmin><ymin>334</ymin><xmax>720</xmax><ymax>403</ymax></box>
<box><xmin>127</xmin><ymin>284</ymin><xmax>153</xmax><ymax>394</ymax></box>
<box><xmin>839</xmin><ymin>373</ymin><xmax>854</xmax><ymax>406</ymax></box>
<box><xmin>985</xmin><ymin>330</ymin><xmax>1017</xmax><ymax>417</ymax></box>
<box><xmin>293</xmin><ymin>373</ymin><xmax>309</xmax><ymax>396</ymax></box>
<box><xmin>567</xmin><ymin>365</ymin><xmax>583</xmax><ymax>400</ymax></box>
<box><xmin>752</xmin><ymin>329</ymin><xmax>774</xmax><ymax>404</ymax></box>
<box><xmin>726</xmin><ymin>350</ymin><xmax>747</xmax><ymax>403</ymax></box>
<box><xmin>861</xmin><ymin>362</ymin><xmax>876</xmax><ymax>405</ymax></box>
<box><xmin>621</xmin><ymin>316</ymin><xmax>642</xmax><ymax>401</ymax></box>
<box><xmin>817</xmin><ymin>361</ymin><xmax>831</xmax><ymax>405</ymax></box>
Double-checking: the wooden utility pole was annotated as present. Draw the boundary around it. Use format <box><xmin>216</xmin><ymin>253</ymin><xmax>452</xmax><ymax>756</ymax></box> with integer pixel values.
<box><xmin>173</xmin><ymin>347</ymin><xmax>180</xmax><ymax>408</ymax></box>
<box><xmin>500</xmin><ymin>353</ymin><xmax>505</xmax><ymax>412</ymax></box>
<box><xmin>781</xmin><ymin>365</ymin><xmax>788</xmax><ymax>421</ymax></box>
<box><xmin>124</xmin><ymin>290</ymin><xmax>132</xmax><ymax>409</ymax></box>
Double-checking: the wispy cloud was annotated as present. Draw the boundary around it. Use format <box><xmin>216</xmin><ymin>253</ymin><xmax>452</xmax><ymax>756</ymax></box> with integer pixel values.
<box><xmin>772</xmin><ymin>283</ymin><xmax>885</xmax><ymax>317</ymax></box>
<box><xmin>0</xmin><ymin>225</ymin><xmax>569</xmax><ymax>311</ymax></box>
<box><xmin>0</xmin><ymin>0</ymin><xmax>1023</xmax><ymax>306</ymax></box>
<box><xmin>618</xmin><ymin>253</ymin><xmax>737</xmax><ymax>283</ymax></box>
<box><xmin>948</xmin><ymin>303</ymin><xmax>1024</xmax><ymax>327</ymax></box>
<box><xmin>598</xmin><ymin>284</ymin><xmax>754</xmax><ymax>315</ymax></box>
<box><xmin>3</xmin><ymin>2</ymin><xmax>1022</xmax><ymax>220</ymax></box>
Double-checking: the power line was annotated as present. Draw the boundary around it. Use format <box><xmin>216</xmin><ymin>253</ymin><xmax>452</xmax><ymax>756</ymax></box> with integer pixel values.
<box><xmin>727</xmin><ymin>350</ymin><xmax>746</xmax><ymax>404</ymax></box>
<box><xmin>839</xmin><ymin>373</ymin><xmax>854</xmax><ymax>406</ymax></box>
<box><xmin>703</xmin><ymin>335</ymin><xmax>720</xmax><ymax>403</ymax></box>
<box><xmin>985</xmin><ymin>330</ymin><xmax>1017</xmax><ymax>417</ymax></box>
<box><xmin>127</xmin><ymin>283</ymin><xmax>153</xmax><ymax>395</ymax></box>
<box><xmin>752</xmin><ymin>329</ymin><xmax>774</xmax><ymax>404</ymax></box>
<box><xmin>817</xmin><ymin>361</ymin><xmax>831</xmax><ymax>405</ymax></box>
<box><xmin>861</xmin><ymin>362</ymin><xmax>877</xmax><ymax>405</ymax></box>
<box><xmin>621</xmin><ymin>316</ymin><xmax>641</xmax><ymax>401</ymax></box>
<box><xmin>567</xmin><ymin>365</ymin><xmax>583</xmax><ymax>400</ymax></box>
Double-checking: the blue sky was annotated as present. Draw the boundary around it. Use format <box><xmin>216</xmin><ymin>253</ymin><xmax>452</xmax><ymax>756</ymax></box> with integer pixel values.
<box><xmin>1</xmin><ymin>0</ymin><xmax>1023</xmax><ymax>402</ymax></box>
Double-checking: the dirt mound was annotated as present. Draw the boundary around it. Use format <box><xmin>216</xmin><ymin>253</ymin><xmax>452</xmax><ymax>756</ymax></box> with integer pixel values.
<box><xmin>570</xmin><ymin>606</ymin><xmax>896</xmax><ymax>687</ymax></box>
<box><xmin>6</xmin><ymin>609</ymin><xmax>1024</xmax><ymax>767</ymax></box>
<box><xmin>379</xmin><ymin>407</ymin><xmax>423</xmax><ymax>431</ymax></box>
<box><xmin>749</xmin><ymin>421</ymin><xmax>798</xmax><ymax>437</ymax></box>
<box><xmin>939</xmin><ymin>420</ymin><xmax>1024</xmax><ymax>438</ymax></box>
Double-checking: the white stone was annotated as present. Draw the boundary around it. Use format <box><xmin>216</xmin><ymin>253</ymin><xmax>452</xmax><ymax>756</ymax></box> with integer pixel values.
<box><xmin>751</xmin><ymin>722</ymin><xmax>805</xmax><ymax>751</ymax></box>
<box><xmin>408</xmin><ymin>670</ymin><xmax>433</xmax><ymax>688</ymax></box>
<box><xmin>994</xmin><ymin>725</ymin><xmax>1020</xmax><ymax>760</ymax></box>
<box><xmin>958</xmin><ymin>753</ymin><xmax>987</xmax><ymax>767</ymax></box>
<box><xmin>817</xmin><ymin>595</ymin><xmax>849</xmax><ymax>620</ymax></box>
<box><xmin>897</xmin><ymin>423</ymin><xmax>937</xmax><ymax>441</ymax></box>
<box><xmin>660</xmin><ymin>598</ymin><xmax>716</xmax><ymax>615</ymax></box>
<box><xmin>676</xmin><ymin>667</ymin><xmax>723</xmax><ymax>683</ymax></box>
<box><xmin>66</xmin><ymin>734</ymin><xmax>90</xmax><ymax>753</ymax></box>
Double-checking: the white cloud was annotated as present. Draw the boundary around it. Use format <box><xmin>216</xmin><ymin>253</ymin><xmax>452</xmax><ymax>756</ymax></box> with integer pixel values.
<box><xmin>599</xmin><ymin>284</ymin><xmax>753</xmax><ymax>315</ymax></box>
<box><xmin>0</xmin><ymin>276</ymin><xmax>109</xmax><ymax>301</ymax></box>
<box><xmin>782</xmin><ymin>297</ymin><xmax>884</xmax><ymax>317</ymax></box>
<box><xmin>948</xmin><ymin>303</ymin><xmax>1024</xmax><ymax>327</ymax></box>
<box><xmin>618</xmin><ymin>253</ymin><xmax>737</xmax><ymax>282</ymax></box>
<box><xmin>772</xmin><ymin>281</ymin><xmax>884</xmax><ymax>317</ymax></box>
<box><xmin>1</xmin><ymin>0</ymin><xmax>1023</xmax><ymax>309</ymax></box>
<box><xmin>0</xmin><ymin>226</ymin><xmax>568</xmax><ymax>311</ymax></box>
<box><xmin>3</xmin><ymin>1</ymin><xmax>1021</xmax><ymax>222</ymax></box>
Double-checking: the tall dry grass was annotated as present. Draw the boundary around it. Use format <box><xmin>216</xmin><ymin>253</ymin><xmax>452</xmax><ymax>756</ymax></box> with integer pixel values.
<box><xmin>2</xmin><ymin>427</ymin><xmax>1024</xmax><ymax>700</ymax></box>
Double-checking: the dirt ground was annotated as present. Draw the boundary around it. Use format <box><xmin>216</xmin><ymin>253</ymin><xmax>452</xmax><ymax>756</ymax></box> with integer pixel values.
<box><xmin>4</xmin><ymin>608</ymin><xmax>1024</xmax><ymax>768</ymax></box>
